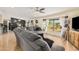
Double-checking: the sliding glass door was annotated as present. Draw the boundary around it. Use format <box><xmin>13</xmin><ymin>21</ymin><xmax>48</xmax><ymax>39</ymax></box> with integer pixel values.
<box><xmin>47</xmin><ymin>19</ymin><xmax>61</xmax><ymax>32</ymax></box>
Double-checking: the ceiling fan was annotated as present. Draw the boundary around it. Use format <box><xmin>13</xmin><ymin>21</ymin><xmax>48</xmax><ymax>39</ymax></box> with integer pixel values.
<box><xmin>35</xmin><ymin>7</ymin><xmax>45</xmax><ymax>13</ymax></box>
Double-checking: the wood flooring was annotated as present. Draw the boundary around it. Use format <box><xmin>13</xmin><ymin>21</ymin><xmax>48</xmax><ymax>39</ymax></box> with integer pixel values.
<box><xmin>0</xmin><ymin>32</ymin><xmax>78</xmax><ymax>51</ymax></box>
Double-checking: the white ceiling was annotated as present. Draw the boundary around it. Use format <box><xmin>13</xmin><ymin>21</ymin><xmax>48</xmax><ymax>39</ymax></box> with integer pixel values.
<box><xmin>0</xmin><ymin>7</ymin><xmax>75</xmax><ymax>20</ymax></box>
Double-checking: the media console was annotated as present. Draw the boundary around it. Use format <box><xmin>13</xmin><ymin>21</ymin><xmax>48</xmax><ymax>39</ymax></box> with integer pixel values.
<box><xmin>69</xmin><ymin>30</ymin><xmax>79</xmax><ymax>49</ymax></box>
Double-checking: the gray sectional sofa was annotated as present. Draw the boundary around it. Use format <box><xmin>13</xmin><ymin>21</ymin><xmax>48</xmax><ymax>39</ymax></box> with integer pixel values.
<box><xmin>13</xmin><ymin>27</ymin><xmax>65</xmax><ymax>51</ymax></box>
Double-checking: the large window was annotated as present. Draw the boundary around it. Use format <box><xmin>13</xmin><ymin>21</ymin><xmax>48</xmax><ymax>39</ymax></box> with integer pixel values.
<box><xmin>47</xmin><ymin>19</ymin><xmax>61</xmax><ymax>32</ymax></box>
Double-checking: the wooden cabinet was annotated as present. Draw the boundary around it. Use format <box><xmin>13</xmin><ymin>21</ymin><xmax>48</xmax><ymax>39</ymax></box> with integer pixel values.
<box><xmin>69</xmin><ymin>31</ymin><xmax>79</xmax><ymax>49</ymax></box>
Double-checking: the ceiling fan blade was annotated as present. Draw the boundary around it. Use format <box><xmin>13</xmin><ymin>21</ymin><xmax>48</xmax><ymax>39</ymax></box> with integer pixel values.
<box><xmin>34</xmin><ymin>7</ymin><xmax>45</xmax><ymax>13</ymax></box>
<box><xmin>40</xmin><ymin>8</ymin><xmax>45</xmax><ymax>10</ymax></box>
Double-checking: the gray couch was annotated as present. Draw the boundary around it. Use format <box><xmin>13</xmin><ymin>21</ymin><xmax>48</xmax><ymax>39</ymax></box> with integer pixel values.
<box><xmin>13</xmin><ymin>27</ymin><xmax>65</xmax><ymax>51</ymax></box>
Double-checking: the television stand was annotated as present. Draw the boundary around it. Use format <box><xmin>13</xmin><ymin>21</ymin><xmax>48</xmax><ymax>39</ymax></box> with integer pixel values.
<box><xmin>69</xmin><ymin>30</ymin><xmax>79</xmax><ymax>49</ymax></box>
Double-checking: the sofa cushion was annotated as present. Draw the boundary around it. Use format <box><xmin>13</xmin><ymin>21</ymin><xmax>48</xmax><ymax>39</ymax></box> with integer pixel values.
<box><xmin>18</xmin><ymin>34</ymin><xmax>41</xmax><ymax>51</ymax></box>
<box><xmin>34</xmin><ymin>38</ymin><xmax>51</xmax><ymax>51</ymax></box>
<box><xmin>13</xmin><ymin>28</ymin><xmax>51</xmax><ymax>51</ymax></box>
<box><xmin>20</xmin><ymin>30</ymin><xmax>41</xmax><ymax>42</ymax></box>
<box><xmin>14</xmin><ymin>29</ymin><xmax>41</xmax><ymax>51</ymax></box>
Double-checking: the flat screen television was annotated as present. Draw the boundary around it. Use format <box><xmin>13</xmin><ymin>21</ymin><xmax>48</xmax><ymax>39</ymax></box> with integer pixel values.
<box><xmin>72</xmin><ymin>16</ymin><xmax>79</xmax><ymax>30</ymax></box>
